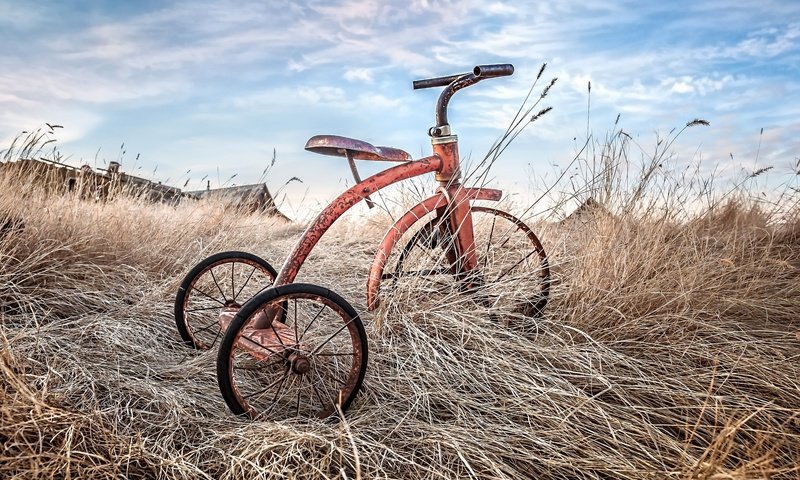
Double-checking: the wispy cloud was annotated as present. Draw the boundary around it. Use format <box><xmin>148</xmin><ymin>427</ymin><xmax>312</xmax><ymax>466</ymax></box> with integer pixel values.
<box><xmin>1</xmin><ymin>0</ymin><xmax>797</xmax><ymax>203</ymax></box>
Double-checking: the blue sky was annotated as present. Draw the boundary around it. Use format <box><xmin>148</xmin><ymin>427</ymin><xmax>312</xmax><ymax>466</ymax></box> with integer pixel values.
<box><xmin>1</xmin><ymin>1</ymin><xmax>798</xmax><ymax>216</ymax></box>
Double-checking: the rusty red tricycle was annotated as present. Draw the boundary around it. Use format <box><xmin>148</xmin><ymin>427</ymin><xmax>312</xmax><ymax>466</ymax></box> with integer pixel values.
<box><xmin>174</xmin><ymin>63</ymin><xmax>551</xmax><ymax>420</ymax></box>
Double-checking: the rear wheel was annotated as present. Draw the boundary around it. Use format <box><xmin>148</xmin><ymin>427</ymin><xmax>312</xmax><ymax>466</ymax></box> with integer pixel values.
<box><xmin>217</xmin><ymin>283</ymin><xmax>368</xmax><ymax>420</ymax></box>
<box><xmin>174</xmin><ymin>251</ymin><xmax>277</xmax><ymax>350</ymax></box>
<box><xmin>382</xmin><ymin>207</ymin><xmax>550</xmax><ymax>316</ymax></box>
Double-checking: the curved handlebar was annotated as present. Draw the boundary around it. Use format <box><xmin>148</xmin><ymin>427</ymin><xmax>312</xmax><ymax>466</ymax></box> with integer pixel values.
<box><xmin>413</xmin><ymin>64</ymin><xmax>514</xmax><ymax>133</ymax></box>
<box><xmin>413</xmin><ymin>73</ymin><xmax>464</xmax><ymax>90</ymax></box>
<box><xmin>413</xmin><ymin>64</ymin><xmax>514</xmax><ymax>90</ymax></box>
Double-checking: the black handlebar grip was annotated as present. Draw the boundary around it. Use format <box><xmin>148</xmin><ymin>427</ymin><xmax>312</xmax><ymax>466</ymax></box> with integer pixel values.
<box><xmin>473</xmin><ymin>64</ymin><xmax>514</xmax><ymax>78</ymax></box>
<box><xmin>413</xmin><ymin>64</ymin><xmax>514</xmax><ymax>89</ymax></box>
<box><xmin>413</xmin><ymin>73</ymin><xmax>467</xmax><ymax>90</ymax></box>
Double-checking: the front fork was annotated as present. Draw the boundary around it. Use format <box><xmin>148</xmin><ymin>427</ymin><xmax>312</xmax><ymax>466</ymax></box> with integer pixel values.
<box><xmin>431</xmin><ymin>134</ymin><xmax>479</xmax><ymax>285</ymax></box>
<box><xmin>435</xmin><ymin>185</ymin><xmax>480</xmax><ymax>283</ymax></box>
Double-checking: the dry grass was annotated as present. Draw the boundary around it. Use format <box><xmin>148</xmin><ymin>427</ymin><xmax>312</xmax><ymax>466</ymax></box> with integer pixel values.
<box><xmin>1</xmin><ymin>127</ymin><xmax>799</xmax><ymax>479</ymax></box>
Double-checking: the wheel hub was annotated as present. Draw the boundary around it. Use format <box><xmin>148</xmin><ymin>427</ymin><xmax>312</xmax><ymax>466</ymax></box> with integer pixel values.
<box><xmin>289</xmin><ymin>353</ymin><xmax>311</xmax><ymax>375</ymax></box>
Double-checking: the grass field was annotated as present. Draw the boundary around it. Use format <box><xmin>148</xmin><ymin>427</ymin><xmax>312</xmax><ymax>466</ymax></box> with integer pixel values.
<box><xmin>1</xmin><ymin>127</ymin><xmax>799</xmax><ymax>479</ymax></box>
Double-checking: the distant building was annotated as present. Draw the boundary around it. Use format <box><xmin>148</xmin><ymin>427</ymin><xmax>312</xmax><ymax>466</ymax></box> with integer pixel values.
<box><xmin>560</xmin><ymin>197</ymin><xmax>614</xmax><ymax>225</ymax></box>
<box><xmin>0</xmin><ymin>158</ymin><xmax>289</xmax><ymax>219</ymax></box>
<box><xmin>185</xmin><ymin>182</ymin><xmax>289</xmax><ymax>220</ymax></box>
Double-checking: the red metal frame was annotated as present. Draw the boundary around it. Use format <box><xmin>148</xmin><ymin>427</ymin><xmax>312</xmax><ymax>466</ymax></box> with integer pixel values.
<box><xmin>194</xmin><ymin>63</ymin><xmax>536</xmax><ymax>420</ymax></box>
<box><xmin>366</xmin><ymin>187</ymin><xmax>502</xmax><ymax>310</ymax></box>
<box><xmin>270</xmin><ymin>128</ymin><xmax>505</xmax><ymax>310</ymax></box>
<box><xmin>272</xmin><ymin>155</ymin><xmax>442</xmax><ymax>287</ymax></box>
<box><xmin>250</xmin><ymin>64</ymin><xmax>516</xmax><ymax>329</ymax></box>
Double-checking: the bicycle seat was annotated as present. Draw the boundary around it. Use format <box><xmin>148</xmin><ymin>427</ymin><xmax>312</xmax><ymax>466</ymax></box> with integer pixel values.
<box><xmin>305</xmin><ymin>135</ymin><xmax>411</xmax><ymax>162</ymax></box>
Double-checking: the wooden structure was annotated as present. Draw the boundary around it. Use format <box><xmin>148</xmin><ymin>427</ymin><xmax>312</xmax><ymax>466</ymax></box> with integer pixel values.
<box><xmin>561</xmin><ymin>197</ymin><xmax>614</xmax><ymax>225</ymax></box>
<box><xmin>185</xmin><ymin>182</ymin><xmax>289</xmax><ymax>220</ymax></box>
<box><xmin>0</xmin><ymin>158</ymin><xmax>288</xmax><ymax>219</ymax></box>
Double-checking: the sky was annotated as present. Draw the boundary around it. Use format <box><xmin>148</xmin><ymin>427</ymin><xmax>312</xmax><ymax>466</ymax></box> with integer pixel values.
<box><xmin>1</xmin><ymin>1</ymin><xmax>799</xmax><ymax>218</ymax></box>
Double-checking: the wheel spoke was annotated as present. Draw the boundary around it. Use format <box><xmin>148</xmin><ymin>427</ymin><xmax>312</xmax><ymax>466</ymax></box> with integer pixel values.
<box><xmin>310</xmin><ymin>317</ymin><xmax>356</xmax><ymax>356</ymax></box>
<box><xmin>293</xmin><ymin>298</ymin><xmax>299</xmax><ymax>342</ymax></box>
<box><xmin>190</xmin><ymin>286</ymin><xmax>226</xmax><ymax>306</ymax></box>
<box><xmin>295</xmin><ymin>374</ymin><xmax>303</xmax><ymax>417</ymax></box>
<box><xmin>269</xmin><ymin>317</ymin><xmax>288</xmax><ymax>350</ymax></box>
<box><xmin>245</xmin><ymin>364</ymin><xmax>289</xmax><ymax>403</ymax></box>
<box><xmin>193</xmin><ymin>320</ymin><xmax>220</xmax><ymax>335</ymax></box>
<box><xmin>210</xmin><ymin>327</ymin><xmax>222</xmax><ymax>348</ymax></box>
<box><xmin>209</xmin><ymin>269</ymin><xmax>228</xmax><ymax>304</ymax></box>
<box><xmin>234</xmin><ymin>266</ymin><xmax>259</xmax><ymax>302</ymax></box>
<box><xmin>299</xmin><ymin>304</ymin><xmax>326</xmax><ymax>342</ymax></box>
<box><xmin>484</xmin><ymin>215</ymin><xmax>498</xmax><ymax>270</ymax></box>
<box><xmin>264</xmin><ymin>367</ymin><xmax>292</xmax><ymax>416</ymax></box>
<box><xmin>309</xmin><ymin>365</ymin><xmax>329</xmax><ymax>412</ymax></box>
<box><xmin>239</xmin><ymin>331</ymin><xmax>282</xmax><ymax>358</ymax></box>
<box><xmin>494</xmin><ymin>248</ymin><xmax>538</xmax><ymax>283</ymax></box>
<box><xmin>186</xmin><ymin>305</ymin><xmax>225</xmax><ymax>313</ymax></box>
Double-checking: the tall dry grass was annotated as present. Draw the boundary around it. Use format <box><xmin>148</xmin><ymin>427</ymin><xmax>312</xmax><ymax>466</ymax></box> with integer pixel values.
<box><xmin>1</xmin><ymin>124</ymin><xmax>799</xmax><ymax>479</ymax></box>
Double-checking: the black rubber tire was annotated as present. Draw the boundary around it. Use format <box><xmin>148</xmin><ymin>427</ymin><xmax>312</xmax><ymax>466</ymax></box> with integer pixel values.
<box><xmin>174</xmin><ymin>251</ymin><xmax>277</xmax><ymax>350</ymax></box>
<box><xmin>385</xmin><ymin>206</ymin><xmax>550</xmax><ymax>317</ymax></box>
<box><xmin>216</xmin><ymin>283</ymin><xmax>368</xmax><ymax>420</ymax></box>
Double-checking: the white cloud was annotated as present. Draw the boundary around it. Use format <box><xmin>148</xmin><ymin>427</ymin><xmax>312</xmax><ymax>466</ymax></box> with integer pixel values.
<box><xmin>297</xmin><ymin>86</ymin><xmax>346</xmax><ymax>104</ymax></box>
<box><xmin>486</xmin><ymin>2</ymin><xmax>518</xmax><ymax>15</ymax></box>
<box><xmin>670</xmin><ymin>81</ymin><xmax>694</xmax><ymax>94</ymax></box>
<box><xmin>343</xmin><ymin>68</ymin><xmax>374</xmax><ymax>83</ymax></box>
<box><xmin>2</xmin><ymin>0</ymin><xmax>799</xmax><ymax>202</ymax></box>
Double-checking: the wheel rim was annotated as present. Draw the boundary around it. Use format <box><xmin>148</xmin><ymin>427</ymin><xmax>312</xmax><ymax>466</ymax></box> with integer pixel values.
<box><xmin>225</xmin><ymin>292</ymin><xmax>365</xmax><ymax>420</ymax></box>
<box><xmin>181</xmin><ymin>257</ymin><xmax>276</xmax><ymax>350</ymax></box>
<box><xmin>383</xmin><ymin>207</ymin><xmax>550</xmax><ymax>316</ymax></box>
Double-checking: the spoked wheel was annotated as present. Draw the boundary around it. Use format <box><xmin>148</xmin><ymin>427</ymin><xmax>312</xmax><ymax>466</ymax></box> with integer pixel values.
<box><xmin>382</xmin><ymin>206</ymin><xmax>550</xmax><ymax>317</ymax></box>
<box><xmin>217</xmin><ymin>283</ymin><xmax>368</xmax><ymax>420</ymax></box>
<box><xmin>175</xmin><ymin>251</ymin><xmax>277</xmax><ymax>350</ymax></box>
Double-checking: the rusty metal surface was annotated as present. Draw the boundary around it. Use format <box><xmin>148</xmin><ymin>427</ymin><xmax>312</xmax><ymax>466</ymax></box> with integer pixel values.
<box><xmin>432</xmin><ymin>139</ymin><xmax>460</xmax><ymax>183</ymax></box>
<box><xmin>305</xmin><ymin>135</ymin><xmax>412</xmax><ymax>162</ymax></box>
<box><xmin>366</xmin><ymin>187</ymin><xmax>503</xmax><ymax>310</ymax></box>
<box><xmin>472</xmin><ymin>64</ymin><xmax>514</xmax><ymax>79</ymax></box>
<box><xmin>273</xmin><ymin>155</ymin><xmax>443</xmax><ymax>287</ymax></box>
<box><xmin>445</xmin><ymin>185</ymin><xmax>479</xmax><ymax>278</ymax></box>
<box><xmin>411</xmin><ymin>63</ymin><xmax>514</xmax><ymax>131</ymax></box>
<box><xmin>225</xmin><ymin>291</ymin><xmax>366</xmax><ymax>420</ymax></box>
<box><xmin>412</xmin><ymin>72</ymin><xmax>465</xmax><ymax>90</ymax></box>
<box><xmin>219</xmin><ymin>308</ymin><xmax>301</xmax><ymax>360</ymax></box>
<box><xmin>434</xmin><ymin>73</ymin><xmax>478</xmax><ymax>128</ymax></box>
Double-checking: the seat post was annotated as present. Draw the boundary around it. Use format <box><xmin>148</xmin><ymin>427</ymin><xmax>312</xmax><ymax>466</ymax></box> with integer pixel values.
<box><xmin>345</xmin><ymin>150</ymin><xmax>375</xmax><ymax>209</ymax></box>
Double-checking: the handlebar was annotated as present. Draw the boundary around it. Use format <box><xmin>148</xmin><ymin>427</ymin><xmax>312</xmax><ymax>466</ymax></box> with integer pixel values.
<box><xmin>473</xmin><ymin>64</ymin><xmax>514</xmax><ymax>79</ymax></box>
<box><xmin>413</xmin><ymin>64</ymin><xmax>514</xmax><ymax>90</ymax></box>
<box><xmin>413</xmin><ymin>73</ymin><xmax>463</xmax><ymax>90</ymax></box>
<box><xmin>413</xmin><ymin>64</ymin><xmax>514</xmax><ymax>133</ymax></box>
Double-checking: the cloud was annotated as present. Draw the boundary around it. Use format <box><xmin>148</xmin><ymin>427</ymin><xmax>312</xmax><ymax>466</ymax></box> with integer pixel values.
<box><xmin>0</xmin><ymin>0</ymin><xmax>46</xmax><ymax>28</ymax></box>
<box><xmin>297</xmin><ymin>86</ymin><xmax>346</xmax><ymax>104</ymax></box>
<box><xmin>343</xmin><ymin>68</ymin><xmax>375</xmax><ymax>83</ymax></box>
<box><xmin>486</xmin><ymin>2</ymin><xmax>518</xmax><ymax>15</ymax></box>
<box><xmin>2</xmin><ymin>0</ymin><xmax>799</xmax><ymax>203</ymax></box>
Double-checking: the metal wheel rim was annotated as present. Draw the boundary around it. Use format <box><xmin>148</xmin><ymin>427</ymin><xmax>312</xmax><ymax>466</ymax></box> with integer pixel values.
<box><xmin>225</xmin><ymin>292</ymin><xmax>365</xmax><ymax>420</ymax></box>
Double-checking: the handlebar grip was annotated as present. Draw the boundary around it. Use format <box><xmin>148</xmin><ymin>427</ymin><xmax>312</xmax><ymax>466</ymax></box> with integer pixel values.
<box><xmin>413</xmin><ymin>64</ymin><xmax>514</xmax><ymax>90</ymax></box>
<box><xmin>473</xmin><ymin>64</ymin><xmax>514</xmax><ymax>79</ymax></box>
<box><xmin>413</xmin><ymin>73</ymin><xmax>467</xmax><ymax>90</ymax></box>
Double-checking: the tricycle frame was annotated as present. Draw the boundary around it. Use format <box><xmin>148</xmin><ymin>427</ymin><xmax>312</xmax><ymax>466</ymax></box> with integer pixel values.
<box><xmin>175</xmin><ymin>63</ymin><xmax>552</xmax><ymax>420</ymax></box>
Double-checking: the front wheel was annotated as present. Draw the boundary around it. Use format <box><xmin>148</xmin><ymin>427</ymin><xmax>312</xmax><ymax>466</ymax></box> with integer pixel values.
<box><xmin>382</xmin><ymin>207</ymin><xmax>550</xmax><ymax>317</ymax></box>
<box><xmin>216</xmin><ymin>283</ymin><xmax>368</xmax><ymax>420</ymax></box>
